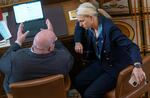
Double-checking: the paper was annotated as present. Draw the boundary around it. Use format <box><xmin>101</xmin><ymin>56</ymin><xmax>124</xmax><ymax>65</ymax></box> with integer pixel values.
<box><xmin>2</xmin><ymin>12</ymin><xmax>8</xmax><ymax>23</ymax></box>
<box><xmin>0</xmin><ymin>21</ymin><xmax>11</xmax><ymax>40</ymax></box>
<box><xmin>0</xmin><ymin>12</ymin><xmax>11</xmax><ymax>48</ymax></box>
<box><xmin>68</xmin><ymin>10</ymin><xmax>77</xmax><ymax>20</ymax></box>
<box><xmin>0</xmin><ymin>12</ymin><xmax>11</xmax><ymax>40</ymax></box>
<box><xmin>0</xmin><ymin>40</ymin><xmax>10</xmax><ymax>48</ymax></box>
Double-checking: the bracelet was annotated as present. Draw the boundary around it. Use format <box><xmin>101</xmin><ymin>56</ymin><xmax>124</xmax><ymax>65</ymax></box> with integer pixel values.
<box><xmin>134</xmin><ymin>62</ymin><xmax>142</xmax><ymax>68</ymax></box>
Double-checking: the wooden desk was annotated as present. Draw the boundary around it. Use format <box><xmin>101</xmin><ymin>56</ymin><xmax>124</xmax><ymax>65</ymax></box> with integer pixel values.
<box><xmin>0</xmin><ymin>0</ymin><xmax>79</xmax><ymax>52</ymax></box>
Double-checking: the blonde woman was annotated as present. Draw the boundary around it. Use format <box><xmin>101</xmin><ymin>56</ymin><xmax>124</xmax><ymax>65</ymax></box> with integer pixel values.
<box><xmin>74</xmin><ymin>0</ymin><xmax>111</xmax><ymax>55</ymax></box>
<box><xmin>74</xmin><ymin>2</ymin><xmax>146</xmax><ymax>98</ymax></box>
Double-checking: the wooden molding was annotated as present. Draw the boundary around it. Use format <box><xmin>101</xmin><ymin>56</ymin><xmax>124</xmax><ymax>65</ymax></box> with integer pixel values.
<box><xmin>0</xmin><ymin>0</ymin><xmax>31</xmax><ymax>8</ymax></box>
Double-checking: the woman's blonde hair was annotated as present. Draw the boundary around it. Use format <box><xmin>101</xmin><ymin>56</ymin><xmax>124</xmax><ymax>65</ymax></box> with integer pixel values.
<box><xmin>77</xmin><ymin>2</ymin><xmax>98</xmax><ymax>16</ymax></box>
<box><xmin>77</xmin><ymin>2</ymin><xmax>112</xmax><ymax>19</ymax></box>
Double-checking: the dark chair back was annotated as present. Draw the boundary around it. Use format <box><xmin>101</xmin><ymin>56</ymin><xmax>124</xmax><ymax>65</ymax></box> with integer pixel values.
<box><xmin>10</xmin><ymin>74</ymin><xmax>68</xmax><ymax>98</ymax></box>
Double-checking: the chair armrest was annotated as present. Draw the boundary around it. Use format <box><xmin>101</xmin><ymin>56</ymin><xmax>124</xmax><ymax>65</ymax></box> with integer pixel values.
<box><xmin>119</xmin><ymin>65</ymin><xmax>133</xmax><ymax>78</ymax></box>
<box><xmin>10</xmin><ymin>74</ymin><xmax>64</xmax><ymax>88</ymax></box>
<box><xmin>9</xmin><ymin>74</ymin><xmax>67</xmax><ymax>98</ymax></box>
<box><xmin>64</xmin><ymin>75</ymin><xmax>71</xmax><ymax>92</ymax></box>
<box><xmin>115</xmin><ymin>65</ymin><xmax>134</xmax><ymax>98</ymax></box>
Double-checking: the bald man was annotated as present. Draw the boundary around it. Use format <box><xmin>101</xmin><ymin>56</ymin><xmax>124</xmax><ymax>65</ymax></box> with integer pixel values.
<box><xmin>0</xmin><ymin>19</ymin><xmax>73</xmax><ymax>97</ymax></box>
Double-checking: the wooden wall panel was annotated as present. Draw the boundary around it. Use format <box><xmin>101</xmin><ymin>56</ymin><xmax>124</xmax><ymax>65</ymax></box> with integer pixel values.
<box><xmin>144</xmin><ymin>15</ymin><xmax>150</xmax><ymax>52</ymax></box>
<box><xmin>0</xmin><ymin>0</ymin><xmax>32</xmax><ymax>7</ymax></box>
<box><xmin>113</xmin><ymin>16</ymin><xmax>143</xmax><ymax>51</ymax></box>
<box><xmin>49</xmin><ymin>0</ymin><xmax>80</xmax><ymax>36</ymax></box>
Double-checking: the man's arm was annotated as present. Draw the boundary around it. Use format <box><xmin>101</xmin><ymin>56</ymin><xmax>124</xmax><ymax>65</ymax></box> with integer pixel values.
<box><xmin>0</xmin><ymin>23</ymin><xmax>26</xmax><ymax>74</ymax></box>
<box><xmin>55</xmin><ymin>40</ymin><xmax>74</xmax><ymax>75</ymax></box>
<box><xmin>1</xmin><ymin>23</ymin><xmax>29</xmax><ymax>57</ymax></box>
<box><xmin>15</xmin><ymin>23</ymin><xmax>29</xmax><ymax>46</ymax></box>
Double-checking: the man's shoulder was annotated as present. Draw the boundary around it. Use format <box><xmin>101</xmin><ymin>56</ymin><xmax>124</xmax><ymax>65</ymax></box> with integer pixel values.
<box><xmin>13</xmin><ymin>48</ymin><xmax>30</xmax><ymax>57</ymax></box>
<box><xmin>54</xmin><ymin>48</ymin><xmax>71</xmax><ymax>57</ymax></box>
<box><xmin>54</xmin><ymin>47</ymin><xmax>73</xmax><ymax>60</ymax></box>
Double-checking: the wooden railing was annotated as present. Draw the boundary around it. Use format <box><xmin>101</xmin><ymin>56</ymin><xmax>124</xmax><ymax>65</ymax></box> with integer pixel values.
<box><xmin>0</xmin><ymin>0</ymin><xmax>32</xmax><ymax>8</ymax></box>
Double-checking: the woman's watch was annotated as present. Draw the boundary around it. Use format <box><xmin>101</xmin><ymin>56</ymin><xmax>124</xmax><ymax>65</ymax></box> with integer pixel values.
<box><xmin>134</xmin><ymin>62</ymin><xmax>142</xmax><ymax>68</ymax></box>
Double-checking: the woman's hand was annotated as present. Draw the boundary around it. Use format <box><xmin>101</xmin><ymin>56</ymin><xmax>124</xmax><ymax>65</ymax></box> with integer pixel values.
<box><xmin>75</xmin><ymin>42</ymin><xmax>83</xmax><ymax>54</ymax></box>
<box><xmin>132</xmin><ymin>67</ymin><xmax>146</xmax><ymax>85</ymax></box>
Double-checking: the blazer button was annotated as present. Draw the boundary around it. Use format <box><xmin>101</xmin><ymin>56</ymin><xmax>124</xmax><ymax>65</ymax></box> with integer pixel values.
<box><xmin>109</xmin><ymin>64</ymin><xmax>112</xmax><ymax>67</ymax></box>
<box><xmin>101</xmin><ymin>40</ymin><xmax>104</xmax><ymax>43</ymax></box>
<box><xmin>98</xmin><ymin>55</ymin><xmax>101</xmax><ymax>59</ymax></box>
<box><xmin>106</xmin><ymin>57</ymin><xmax>110</xmax><ymax>60</ymax></box>
<box><xmin>104</xmin><ymin>50</ymin><xmax>106</xmax><ymax>53</ymax></box>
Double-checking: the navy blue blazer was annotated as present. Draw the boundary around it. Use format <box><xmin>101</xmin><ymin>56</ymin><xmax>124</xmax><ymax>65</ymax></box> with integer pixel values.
<box><xmin>74</xmin><ymin>22</ymin><xmax>86</xmax><ymax>43</ymax></box>
<box><xmin>75</xmin><ymin>15</ymin><xmax>142</xmax><ymax>78</ymax></box>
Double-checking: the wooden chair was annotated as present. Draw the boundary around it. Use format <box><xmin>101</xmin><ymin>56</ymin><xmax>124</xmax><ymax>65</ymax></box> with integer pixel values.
<box><xmin>0</xmin><ymin>72</ymin><xmax>6</xmax><ymax>98</ymax></box>
<box><xmin>104</xmin><ymin>21</ymin><xmax>150</xmax><ymax>98</ymax></box>
<box><xmin>9</xmin><ymin>74</ymin><xmax>71</xmax><ymax>98</ymax></box>
<box><xmin>114</xmin><ymin>21</ymin><xmax>135</xmax><ymax>41</ymax></box>
<box><xmin>105</xmin><ymin>55</ymin><xmax>150</xmax><ymax>98</ymax></box>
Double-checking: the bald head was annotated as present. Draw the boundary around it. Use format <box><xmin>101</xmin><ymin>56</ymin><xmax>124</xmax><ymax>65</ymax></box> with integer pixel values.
<box><xmin>32</xmin><ymin>30</ymin><xmax>57</xmax><ymax>54</ymax></box>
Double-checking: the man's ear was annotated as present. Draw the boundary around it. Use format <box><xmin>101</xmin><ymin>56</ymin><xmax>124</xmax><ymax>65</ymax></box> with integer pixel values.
<box><xmin>48</xmin><ymin>47</ymin><xmax>51</xmax><ymax>51</ymax></box>
<box><xmin>48</xmin><ymin>45</ymin><xmax>54</xmax><ymax>52</ymax></box>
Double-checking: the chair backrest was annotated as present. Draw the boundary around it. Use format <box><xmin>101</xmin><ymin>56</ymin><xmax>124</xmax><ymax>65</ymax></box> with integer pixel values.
<box><xmin>10</xmin><ymin>74</ymin><xmax>67</xmax><ymax>98</ymax></box>
<box><xmin>115</xmin><ymin>55</ymin><xmax>150</xmax><ymax>98</ymax></box>
<box><xmin>106</xmin><ymin>20</ymin><xmax>150</xmax><ymax>98</ymax></box>
<box><xmin>115</xmin><ymin>65</ymin><xmax>133</xmax><ymax>98</ymax></box>
<box><xmin>114</xmin><ymin>21</ymin><xmax>135</xmax><ymax>40</ymax></box>
<box><xmin>105</xmin><ymin>21</ymin><xmax>150</xmax><ymax>98</ymax></box>
<box><xmin>142</xmin><ymin>55</ymin><xmax>150</xmax><ymax>97</ymax></box>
